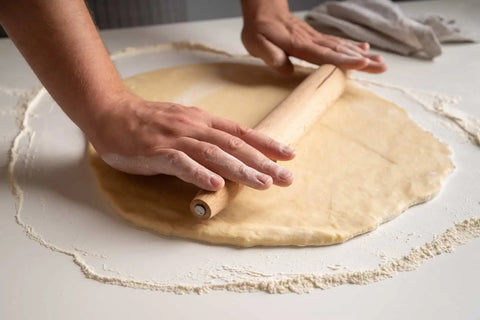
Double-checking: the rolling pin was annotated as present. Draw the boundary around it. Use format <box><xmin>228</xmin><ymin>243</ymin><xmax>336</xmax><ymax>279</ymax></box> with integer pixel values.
<box><xmin>190</xmin><ymin>64</ymin><xmax>347</xmax><ymax>219</ymax></box>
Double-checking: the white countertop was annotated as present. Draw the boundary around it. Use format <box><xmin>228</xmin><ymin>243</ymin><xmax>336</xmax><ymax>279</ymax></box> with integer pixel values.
<box><xmin>1</xmin><ymin>1</ymin><xmax>479</xmax><ymax>319</ymax></box>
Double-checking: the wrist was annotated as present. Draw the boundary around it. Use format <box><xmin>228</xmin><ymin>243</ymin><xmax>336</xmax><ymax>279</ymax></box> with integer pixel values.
<box><xmin>79</xmin><ymin>89</ymin><xmax>139</xmax><ymax>145</ymax></box>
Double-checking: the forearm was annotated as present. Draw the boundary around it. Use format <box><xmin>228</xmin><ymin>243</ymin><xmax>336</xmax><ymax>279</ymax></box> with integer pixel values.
<box><xmin>240</xmin><ymin>0</ymin><xmax>290</xmax><ymax>21</ymax></box>
<box><xmin>0</xmin><ymin>0</ymin><xmax>125</xmax><ymax>136</ymax></box>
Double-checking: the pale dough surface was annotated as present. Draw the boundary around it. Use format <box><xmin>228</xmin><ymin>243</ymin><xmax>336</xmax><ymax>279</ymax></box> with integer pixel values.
<box><xmin>89</xmin><ymin>62</ymin><xmax>453</xmax><ymax>247</ymax></box>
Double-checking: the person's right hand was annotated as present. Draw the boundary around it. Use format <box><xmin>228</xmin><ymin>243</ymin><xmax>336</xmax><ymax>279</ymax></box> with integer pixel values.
<box><xmin>1</xmin><ymin>0</ymin><xmax>294</xmax><ymax>193</ymax></box>
<box><xmin>87</xmin><ymin>94</ymin><xmax>296</xmax><ymax>191</ymax></box>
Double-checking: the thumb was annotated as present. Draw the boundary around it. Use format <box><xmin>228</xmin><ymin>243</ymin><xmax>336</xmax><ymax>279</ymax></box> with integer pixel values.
<box><xmin>242</xmin><ymin>30</ymin><xmax>294</xmax><ymax>75</ymax></box>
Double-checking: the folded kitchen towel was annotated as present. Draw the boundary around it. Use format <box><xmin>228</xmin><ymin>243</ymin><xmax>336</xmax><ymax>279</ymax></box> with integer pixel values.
<box><xmin>305</xmin><ymin>0</ymin><xmax>476</xmax><ymax>59</ymax></box>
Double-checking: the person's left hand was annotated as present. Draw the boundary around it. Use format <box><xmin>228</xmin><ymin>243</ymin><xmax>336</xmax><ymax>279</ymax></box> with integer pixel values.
<box><xmin>241</xmin><ymin>11</ymin><xmax>387</xmax><ymax>74</ymax></box>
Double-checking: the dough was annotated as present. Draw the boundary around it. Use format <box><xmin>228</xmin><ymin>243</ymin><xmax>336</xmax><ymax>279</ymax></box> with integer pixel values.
<box><xmin>89</xmin><ymin>62</ymin><xmax>453</xmax><ymax>247</ymax></box>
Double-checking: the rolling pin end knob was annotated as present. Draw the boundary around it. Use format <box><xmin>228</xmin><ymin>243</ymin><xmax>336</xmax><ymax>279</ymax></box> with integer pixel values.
<box><xmin>193</xmin><ymin>204</ymin><xmax>207</xmax><ymax>217</ymax></box>
<box><xmin>190</xmin><ymin>199</ymin><xmax>213</xmax><ymax>219</ymax></box>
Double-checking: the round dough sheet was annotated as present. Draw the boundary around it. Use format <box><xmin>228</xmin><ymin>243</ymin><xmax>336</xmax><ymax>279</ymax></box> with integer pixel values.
<box><xmin>89</xmin><ymin>62</ymin><xmax>453</xmax><ymax>247</ymax></box>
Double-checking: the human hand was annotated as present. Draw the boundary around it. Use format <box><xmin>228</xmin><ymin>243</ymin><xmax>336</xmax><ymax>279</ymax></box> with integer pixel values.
<box><xmin>241</xmin><ymin>0</ymin><xmax>387</xmax><ymax>74</ymax></box>
<box><xmin>1</xmin><ymin>0</ymin><xmax>295</xmax><ymax>193</ymax></box>
<box><xmin>87</xmin><ymin>94</ymin><xmax>296</xmax><ymax>192</ymax></box>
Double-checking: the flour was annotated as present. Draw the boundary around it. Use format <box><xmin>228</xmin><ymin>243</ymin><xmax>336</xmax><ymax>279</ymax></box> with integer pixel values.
<box><xmin>0</xmin><ymin>86</ymin><xmax>25</xmax><ymax>97</ymax></box>
<box><xmin>7</xmin><ymin>87</ymin><xmax>45</xmax><ymax>214</ymax></box>
<box><xmin>71</xmin><ymin>218</ymin><xmax>480</xmax><ymax>294</ymax></box>
<box><xmin>6</xmin><ymin>43</ymin><xmax>480</xmax><ymax>294</ymax></box>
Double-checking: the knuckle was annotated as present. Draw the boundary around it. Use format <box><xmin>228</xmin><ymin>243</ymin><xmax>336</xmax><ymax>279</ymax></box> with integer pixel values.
<box><xmin>271</xmin><ymin>57</ymin><xmax>284</xmax><ymax>68</ymax></box>
<box><xmin>174</xmin><ymin>115</ymin><xmax>193</xmax><ymax>126</ymax></box>
<box><xmin>166</xmin><ymin>103</ymin><xmax>183</xmax><ymax>113</ymax></box>
<box><xmin>290</xmin><ymin>34</ymin><xmax>304</xmax><ymax>47</ymax></box>
<box><xmin>226</xmin><ymin>136</ymin><xmax>244</xmax><ymax>152</ymax></box>
<box><xmin>166</xmin><ymin>151</ymin><xmax>184</xmax><ymax>167</ymax></box>
<box><xmin>335</xmin><ymin>43</ymin><xmax>347</xmax><ymax>53</ymax></box>
<box><xmin>234</xmin><ymin>124</ymin><xmax>251</xmax><ymax>138</ymax></box>
<box><xmin>202</xmin><ymin>145</ymin><xmax>221</xmax><ymax>160</ymax></box>
<box><xmin>191</xmin><ymin>167</ymin><xmax>208</xmax><ymax>184</ymax></box>
<box><xmin>188</xmin><ymin>106</ymin><xmax>204</xmax><ymax>114</ymax></box>
<box><xmin>288</xmin><ymin>32</ymin><xmax>310</xmax><ymax>52</ymax></box>
<box><xmin>236</xmin><ymin>165</ymin><xmax>250</xmax><ymax>179</ymax></box>
<box><xmin>260</xmin><ymin>159</ymin><xmax>275</xmax><ymax>172</ymax></box>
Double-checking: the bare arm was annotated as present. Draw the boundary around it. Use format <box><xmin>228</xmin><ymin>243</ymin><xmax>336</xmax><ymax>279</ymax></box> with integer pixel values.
<box><xmin>240</xmin><ymin>0</ymin><xmax>387</xmax><ymax>74</ymax></box>
<box><xmin>0</xmin><ymin>0</ymin><xmax>295</xmax><ymax>191</ymax></box>
<box><xmin>0</xmin><ymin>0</ymin><xmax>123</xmax><ymax>134</ymax></box>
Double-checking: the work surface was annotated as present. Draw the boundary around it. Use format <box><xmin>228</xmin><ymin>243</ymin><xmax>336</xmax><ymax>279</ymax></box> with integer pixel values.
<box><xmin>1</xmin><ymin>0</ymin><xmax>479</xmax><ymax>319</ymax></box>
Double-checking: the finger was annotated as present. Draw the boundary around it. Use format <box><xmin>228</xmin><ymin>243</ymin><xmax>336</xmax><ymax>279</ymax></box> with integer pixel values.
<box><xmin>313</xmin><ymin>38</ymin><xmax>386</xmax><ymax>73</ymax></box>
<box><xmin>341</xmin><ymin>42</ymin><xmax>384</xmax><ymax>64</ymax></box>
<box><xmin>315</xmin><ymin>37</ymin><xmax>367</xmax><ymax>59</ymax></box>
<box><xmin>195</xmin><ymin>127</ymin><xmax>294</xmax><ymax>186</ymax></box>
<box><xmin>322</xmin><ymin>34</ymin><xmax>369</xmax><ymax>51</ymax></box>
<box><xmin>343</xmin><ymin>39</ymin><xmax>369</xmax><ymax>51</ymax></box>
<box><xmin>294</xmin><ymin>42</ymin><xmax>369</xmax><ymax>70</ymax></box>
<box><xmin>364</xmin><ymin>53</ymin><xmax>384</xmax><ymax>63</ymax></box>
<box><xmin>174</xmin><ymin>137</ymin><xmax>274</xmax><ymax>190</ymax></box>
<box><xmin>326</xmin><ymin>38</ymin><xmax>380</xmax><ymax>67</ymax></box>
<box><xmin>209</xmin><ymin>117</ymin><xmax>296</xmax><ymax>161</ymax></box>
<box><xmin>357</xmin><ymin>53</ymin><xmax>387</xmax><ymax>73</ymax></box>
<box><xmin>342</xmin><ymin>41</ymin><xmax>370</xmax><ymax>55</ymax></box>
<box><xmin>101</xmin><ymin>150</ymin><xmax>224</xmax><ymax>191</ymax></box>
<box><xmin>157</xmin><ymin>150</ymin><xmax>225</xmax><ymax>191</ymax></box>
<box><xmin>359</xmin><ymin>61</ymin><xmax>388</xmax><ymax>73</ymax></box>
<box><xmin>336</xmin><ymin>45</ymin><xmax>387</xmax><ymax>73</ymax></box>
<box><xmin>333</xmin><ymin>44</ymin><xmax>385</xmax><ymax>72</ymax></box>
<box><xmin>244</xmin><ymin>32</ymin><xmax>294</xmax><ymax>75</ymax></box>
<box><xmin>359</xmin><ymin>42</ymin><xmax>370</xmax><ymax>50</ymax></box>
<box><xmin>299</xmin><ymin>21</ymin><xmax>370</xmax><ymax>52</ymax></box>
<box><xmin>334</xmin><ymin>43</ymin><xmax>365</xmax><ymax>59</ymax></box>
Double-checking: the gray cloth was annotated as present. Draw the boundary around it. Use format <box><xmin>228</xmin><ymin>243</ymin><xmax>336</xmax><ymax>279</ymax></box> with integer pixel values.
<box><xmin>305</xmin><ymin>0</ymin><xmax>476</xmax><ymax>59</ymax></box>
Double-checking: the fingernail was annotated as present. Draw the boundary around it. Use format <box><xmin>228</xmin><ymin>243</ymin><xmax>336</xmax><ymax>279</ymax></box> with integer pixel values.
<box><xmin>256</xmin><ymin>174</ymin><xmax>272</xmax><ymax>186</ymax></box>
<box><xmin>281</xmin><ymin>144</ymin><xmax>296</xmax><ymax>156</ymax></box>
<box><xmin>278</xmin><ymin>168</ymin><xmax>293</xmax><ymax>182</ymax></box>
<box><xmin>210</xmin><ymin>176</ymin><xmax>223</xmax><ymax>188</ymax></box>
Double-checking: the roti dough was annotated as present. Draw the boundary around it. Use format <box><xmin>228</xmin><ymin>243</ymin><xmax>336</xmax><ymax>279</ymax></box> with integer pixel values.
<box><xmin>89</xmin><ymin>62</ymin><xmax>453</xmax><ymax>247</ymax></box>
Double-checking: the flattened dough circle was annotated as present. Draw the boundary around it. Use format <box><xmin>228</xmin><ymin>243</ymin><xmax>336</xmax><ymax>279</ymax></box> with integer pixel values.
<box><xmin>89</xmin><ymin>62</ymin><xmax>453</xmax><ymax>247</ymax></box>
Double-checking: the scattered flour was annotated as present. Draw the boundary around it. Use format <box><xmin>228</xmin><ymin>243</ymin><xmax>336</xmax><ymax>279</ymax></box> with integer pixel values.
<box><xmin>0</xmin><ymin>86</ymin><xmax>25</xmax><ymax>97</ymax></box>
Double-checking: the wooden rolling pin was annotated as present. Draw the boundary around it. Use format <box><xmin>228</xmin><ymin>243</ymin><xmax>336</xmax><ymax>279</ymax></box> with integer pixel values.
<box><xmin>190</xmin><ymin>64</ymin><xmax>347</xmax><ymax>219</ymax></box>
